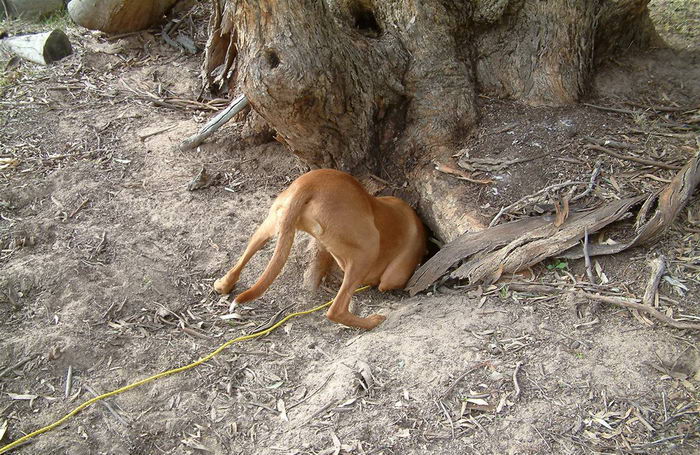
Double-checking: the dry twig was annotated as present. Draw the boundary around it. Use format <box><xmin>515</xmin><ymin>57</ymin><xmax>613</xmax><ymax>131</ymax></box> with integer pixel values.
<box><xmin>84</xmin><ymin>384</ymin><xmax>129</xmax><ymax>426</ymax></box>
<box><xmin>489</xmin><ymin>180</ymin><xmax>586</xmax><ymax>227</ymax></box>
<box><xmin>583</xmin><ymin>103</ymin><xmax>639</xmax><ymax>115</ymax></box>
<box><xmin>512</xmin><ymin>362</ymin><xmax>523</xmax><ymax>400</ymax></box>
<box><xmin>441</xmin><ymin>360</ymin><xmax>491</xmax><ymax>398</ymax></box>
<box><xmin>0</xmin><ymin>357</ymin><xmax>33</xmax><ymax>378</ymax></box>
<box><xmin>576</xmin><ymin>292</ymin><xmax>700</xmax><ymax>331</ymax></box>
<box><xmin>584</xmin><ymin>144</ymin><xmax>681</xmax><ymax>170</ymax></box>
<box><xmin>571</xmin><ymin>162</ymin><xmax>601</xmax><ymax>202</ymax></box>
<box><xmin>64</xmin><ymin>365</ymin><xmax>73</xmax><ymax>398</ymax></box>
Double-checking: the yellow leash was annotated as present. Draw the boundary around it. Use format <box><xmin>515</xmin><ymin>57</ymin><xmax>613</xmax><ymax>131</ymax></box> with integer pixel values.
<box><xmin>0</xmin><ymin>286</ymin><xmax>370</xmax><ymax>454</ymax></box>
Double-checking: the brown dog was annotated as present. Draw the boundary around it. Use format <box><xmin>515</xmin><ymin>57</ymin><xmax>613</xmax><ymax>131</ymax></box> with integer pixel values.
<box><xmin>214</xmin><ymin>169</ymin><xmax>426</xmax><ymax>330</ymax></box>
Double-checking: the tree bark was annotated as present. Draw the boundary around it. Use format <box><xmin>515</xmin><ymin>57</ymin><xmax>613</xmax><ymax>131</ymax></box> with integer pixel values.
<box><xmin>204</xmin><ymin>0</ymin><xmax>660</xmax><ymax>238</ymax></box>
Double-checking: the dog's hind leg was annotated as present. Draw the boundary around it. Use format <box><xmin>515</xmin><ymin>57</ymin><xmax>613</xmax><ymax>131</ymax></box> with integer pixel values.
<box><xmin>303</xmin><ymin>240</ymin><xmax>335</xmax><ymax>291</ymax></box>
<box><xmin>326</xmin><ymin>248</ymin><xmax>385</xmax><ymax>330</ymax></box>
<box><xmin>214</xmin><ymin>216</ymin><xmax>276</xmax><ymax>295</ymax></box>
<box><xmin>233</xmin><ymin>215</ymin><xmax>297</xmax><ymax>304</ymax></box>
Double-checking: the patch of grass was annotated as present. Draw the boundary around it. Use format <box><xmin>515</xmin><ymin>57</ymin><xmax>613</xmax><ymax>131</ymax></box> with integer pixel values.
<box><xmin>0</xmin><ymin>5</ymin><xmax>70</xmax><ymax>35</ymax></box>
<box><xmin>546</xmin><ymin>259</ymin><xmax>568</xmax><ymax>271</ymax></box>
<box><xmin>499</xmin><ymin>286</ymin><xmax>509</xmax><ymax>299</ymax></box>
<box><xmin>649</xmin><ymin>0</ymin><xmax>700</xmax><ymax>47</ymax></box>
<box><xmin>41</xmin><ymin>7</ymin><xmax>70</xmax><ymax>29</ymax></box>
<box><xmin>0</xmin><ymin>58</ymin><xmax>20</xmax><ymax>92</ymax></box>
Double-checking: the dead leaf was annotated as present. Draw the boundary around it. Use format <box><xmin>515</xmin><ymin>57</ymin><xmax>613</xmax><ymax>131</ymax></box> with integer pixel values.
<box><xmin>609</xmin><ymin>176</ymin><xmax>622</xmax><ymax>193</ymax></box>
<box><xmin>0</xmin><ymin>158</ymin><xmax>20</xmax><ymax>170</ymax></box>
<box><xmin>663</xmin><ymin>275</ymin><xmax>688</xmax><ymax>296</ymax></box>
<box><xmin>330</xmin><ymin>431</ymin><xmax>341</xmax><ymax>455</ymax></box>
<box><xmin>337</xmin><ymin>398</ymin><xmax>358</xmax><ymax>409</ymax></box>
<box><xmin>592</xmin><ymin>416</ymin><xmax>614</xmax><ymax>430</ymax></box>
<box><xmin>181</xmin><ymin>437</ymin><xmax>213</xmax><ymax>452</ymax></box>
<box><xmin>277</xmin><ymin>399</ymin><xmax>288</xmax><ymax>422</ymax></box>
<box><xmin>354</xmin><ymin>360</ymin><xmax>373</xmax><ymax>393</ymax></box>
<box><xmin>594</xmin><ymin>261</ymin><xmax>609</xmax><ymax>284</ymax></box>
<box><xmin>396</xmin><ymin>428</ymin><xmax>411</xmax><ymax>438</ymax></box>
<box><xmin>554</xmin><ymin>196</ymin><xmax>570</xmax><ymax>227</ymax></box>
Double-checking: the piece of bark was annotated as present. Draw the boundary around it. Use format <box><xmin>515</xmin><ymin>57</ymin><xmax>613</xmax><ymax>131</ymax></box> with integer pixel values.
<box><xmin>406</xmin><ymin>196</ymin><xmax>644</xmax><ymax>295</ymax></box>
<box><xmin>451</xmin><ymin>197</ymin><xmax>645</xmax><ymax>286</ymax></box>
<box><xmin>642</xmin><ymin>256</ymin><xmax>666</xmax><ymax>307</ymax></box>
<box><xmin>0</xmin><ymin>29</ymin><xmax>72</xmax><ymax>65</ymax></box>
<box><xmin>560</xmin><ymin>151</ymin><xmax>700</xmax><ymax>259</ymax></box>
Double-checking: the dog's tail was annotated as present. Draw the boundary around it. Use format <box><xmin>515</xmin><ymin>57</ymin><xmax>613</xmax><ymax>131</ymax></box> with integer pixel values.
<box><xmin>234</xmin><ymin>195</ymin><xmax>308</xmax><ymax>303</ymax></box>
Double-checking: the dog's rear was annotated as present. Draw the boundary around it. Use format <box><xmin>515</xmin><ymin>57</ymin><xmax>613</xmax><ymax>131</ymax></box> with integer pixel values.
<box><xmin>212</xmin><ymin>183</ymin><xmax>310</xmax><ymax>302</ymax></box>
<box><xmin>214</xmin><ymin>169</ymin><xmax>425</xmax><ymax>329</ymax></box>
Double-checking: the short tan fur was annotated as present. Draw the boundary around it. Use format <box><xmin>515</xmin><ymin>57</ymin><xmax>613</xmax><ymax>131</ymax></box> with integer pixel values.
<box><xmin>214</xmin><ymin>169</ymin><xmax>426</xmax><ymax>330</ymax></box>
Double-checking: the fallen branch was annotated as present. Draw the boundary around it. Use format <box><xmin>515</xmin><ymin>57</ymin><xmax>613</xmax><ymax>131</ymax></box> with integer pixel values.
<box><xmin>629</xmin><ymin>129</ymin><xmax>697</xmax><ymax>139</ymax></box>
<box><xmin>407</xmin><ymin>150</ymin><xmax>700</xmax><ymax>295</ymax></box>
<box><xmin>576</xmin><ymin>292</ymin><xmax>700</xmax><ymax>331</ymax></box>
<box><xmin>584</xmin><ymin>143</ymin><xmax>681</xmax><ymax>170</ymax></box>
<box><xmin>180</xmin><ymin>94</ymin><xmax>249</xmax><ymax>151</ymax></box>
<box><xmin>562</xmin><ymin>149</ymin><xmax>700</xmax><ymax>258</ymax></box>
<box><xmin>624</xmin><ymin>102</ymin><xmax>700</xmax><ymax>114</ymax></box>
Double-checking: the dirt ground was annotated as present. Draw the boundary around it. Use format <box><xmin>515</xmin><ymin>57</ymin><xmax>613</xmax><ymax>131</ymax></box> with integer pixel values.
<box><xmin>1</xmin><ymin>2</ymin><xmax>699</xmax><ymax>454</ymax></box>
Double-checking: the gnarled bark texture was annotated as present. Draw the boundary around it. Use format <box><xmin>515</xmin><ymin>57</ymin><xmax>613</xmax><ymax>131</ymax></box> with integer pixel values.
<box><xmin>204</xmin><ymin>0</ymin><xmax>659</xmax><ymax>239</ymax></box>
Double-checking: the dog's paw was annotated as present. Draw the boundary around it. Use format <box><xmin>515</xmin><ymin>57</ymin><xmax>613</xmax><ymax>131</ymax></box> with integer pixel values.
<box><xmin>365</xmin><ymin>313</ymin><xmax>386</xmax><ymax>330</ymax></box>
<box><xmin>213</xmin><ymin>278</ymin><xmax>232</xmax><ymax>295</ymax></box>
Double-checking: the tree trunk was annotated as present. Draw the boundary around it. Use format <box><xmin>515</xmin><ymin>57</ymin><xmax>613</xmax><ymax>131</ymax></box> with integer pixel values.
<box><xmin>67</xmin><ymin>0</ymin><xmax>178</xmax><ymax>34</ymax></box>
<box><xmin>204</xmin><ymin>0</ymin><xmax>660</xmax><ymax>239</ymax></box>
